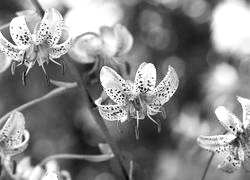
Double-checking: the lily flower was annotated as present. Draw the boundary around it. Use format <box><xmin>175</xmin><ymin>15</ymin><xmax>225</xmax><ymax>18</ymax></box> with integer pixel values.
<box><xmin>70</xmin><ymin>24</ymin><xmax>133</xmax><ymax>63</ymax></box>
<box><xmin>15</xmin><ymin>158</ymin><xmax>71</xmax><ymax>180</ymax></box>
<box><xmin>0</xmin><ymin>111</ymin><xmax>30</xmax><ymax>177</ymax></box>
<box><xmin>0</xmin><ymin>8</ymin><xmax>72</xmax><ymax>82</ymax></box>
<box><xmin>197</xmin><ymin>97</ymin><xmax>250</xmax><ymax>173</ymax></box>
<box><xmin>69</xmin><ymin>24</ymin><xmax>133</xmax><ymax>80</ymax></box>
<box><xmin>95</xmin><ymin>62</ymin><xmax>179</xmax><ymax>137</ymax></box>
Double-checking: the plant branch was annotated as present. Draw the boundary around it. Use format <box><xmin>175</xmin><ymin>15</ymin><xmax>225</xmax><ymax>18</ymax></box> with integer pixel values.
<box><xmin>39</xmin><ymin>153</ymin><xmax>114</xmax><ymax>167</ymax></box>
<box><xmin>0</xmin><ymin>82</ymin><xmax>77</xmax><ymax>123</ymax></box>
<box><xmin>201</xmin><ymin>153</ymin><xmax>214</xmax><ymax>180</ymax></box>
<box><xmin>64</xmin><ymin>55</ymin><xmax>130</xmax><ymax>180</ymax></box>
<box><xmin>30</xmin><ymin>0</ymin><xmax>44</xmax><ymax>16</ymax></box>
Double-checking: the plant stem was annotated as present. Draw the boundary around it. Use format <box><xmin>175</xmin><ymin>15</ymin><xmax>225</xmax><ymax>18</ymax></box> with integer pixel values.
<box><xmin>39</xmin><ymin>153</ymin><xmax>114</xmax><ymax>167</ymax></box>
<box><xmin>0</xmin><ymin>82</ymin><xmax>77</xmax><ymax>123</ymax></box>
<box><xmin>30</xmin><ymin>0</ymin><xmax>44</xmax><ymax>16</ymax></box>
<box><xmin>30</xmin><ymin>0</ymin><xmax>129</xmax><ymax>178</ymax></box>
<box><xmin>64</xmin><ymin>55</ymin><xmax>129</xmax><ymax>180</ymax></box>
<box><xmin>201</xmin><ymin>153</ymin><xmax>214</xmax><ymax>180</ymax></box>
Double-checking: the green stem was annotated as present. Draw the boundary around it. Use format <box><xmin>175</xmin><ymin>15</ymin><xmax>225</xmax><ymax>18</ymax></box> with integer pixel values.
<box><xmin>39</xmin><ymin>153</ymin><xmax>114</xmax><ymax>167</ymax></box>
<box><xmin>0</xmin><ymin>82</ymin><xmax>77</xmax><ymax>123</ymax></box>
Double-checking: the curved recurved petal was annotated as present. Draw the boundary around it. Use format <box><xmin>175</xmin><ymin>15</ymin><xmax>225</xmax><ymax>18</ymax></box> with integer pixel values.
<box><xmin>41</xmin><ymin>171</ymin><xmax>59</xmax><ymax>180</ymax></box>
<box><xmin>100</xmin><ymin>66</ymin><xmax>131</xmax><ymax>105</ymax></box>
<box><xmin>0</xmin><ymin>32</ymin><xmax>24</xmax><ymax>61</ymax></box>
<box><xmin>0</xmin><ymin>111</ymin><xmax>30</xmax><ymax>155</ymax></box>
<box><xmin>134</xmin><ymin>62</ymin><xmax>156</xmax><ymax>95</ymax></box>
<box><xmin>147</xmin><ymin>99</ymin><xmax>162</xmax><ymax>116</ymax></box>
<box><xmin>36</xmin><ymin>8</ymin><xmax>63</xmax><ymax>46</ymax></box>
<box><xmin>197</xmin><ymin>134</ymin><xmax>236</xmax><ymax>153</ymax></box>
<box><xmin>237</xmin><ymin>96</ymin><xmax>250</xmax><ymax>130</ymax></box>
<box><xmin>153</xmin><ymin>66</ymin><xmax>179</xmax><ymax>105</ymax></box>
<box><xmin>2</xmin><ymin>130</ymin><xmax>30</xmax><ymax>156</ymax></box>
<box><xmin>10</xmin><ymin>16</ymin><xmax>32</xmax><ymax>48</ymax></box>
<box><xmin>95</xmin><ymin>98</ymin><xmax>128</xmax><ymax>122</ymax></box>
<box><xmin>217</xmin><ymin>150</ymin><xmax>241</xmax><ymax>173</ymax></box>
<box><xmin>49</xmin><ymin>27</ymin><xmax>72</xmax><ymax>59</ymax></box>
<box><xmin>215</xmin><ymin>106</ymin><xmax>243</xmax><ymax>135</ymax></box>
<box><xmin>113</xmin><ymin>24</ymin><xmax>133</xmax><ymax>57</ymax></box>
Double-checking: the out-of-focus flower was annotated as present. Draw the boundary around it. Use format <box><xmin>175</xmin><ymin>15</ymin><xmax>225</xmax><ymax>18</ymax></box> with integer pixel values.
<box><xmin>69</xmin><ymin>24</ymin><xmax>133</xmax><ymax>64</ymax></box>
<box><xmin>197</xmin><ymin>97</ymin><xmax>250</xmax><ymax>173</ymax></box>
<box><xmin>95</xmin><ymin>62</ymin><xmax>178</xmax><ymax>137</ymax></box>
<box><xmin>0</xmin><ymin>8</ymin><xmax>72</xmax><ymax>80</ymax></box>
<box><xmin>64</xmin><ymin>0</ymin><xmax>123</xmax><ymax>37</ymax></box>
<box><xmin>15</xmin><ymin>158</ymin><xmax>71</xmax><ymax>180</ymax></box>
<box><xmin>0</xmin><ymin>111</ymin><xmax>30</xmax><ymax>177</ymax></box>
<box><xmin>41</xmin><ymin>171</ymin><xmax>60</xmax><ymax>180</ymax></box>
<box><xmin>211</xmin><ymin>0</ymin><xmax>250</xmax><ymax>57</ymax></box>
<box><xmin>203</xmin><ymin>63</ymin><xmax>239</xmax><ymax>109</ymax></box>
<box><xmin>0</xmin><ymin>111</ymin><xmax>30</xmax><ymax>156</ymax></box>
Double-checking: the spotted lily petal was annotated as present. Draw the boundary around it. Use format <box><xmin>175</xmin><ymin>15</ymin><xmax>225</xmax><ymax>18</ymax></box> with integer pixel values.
<box><xmin>36</xmin><ymin>8</ymin><xmax>63</xmax><ymax>46</ymax></box>
<box><xmin>237</xmin><ymin>96</ymin><xmax>250</xmax><ymax>130</ymax></box>
<box><xmin>153</xmin><ymin>66</ymin><xmax>179</xmax><ymax>105</ymax></box>
<box><xmin>217</xmin><ymin>150</ymin><xmax>241</xmax><ymax>173</ymax></box>
<box><xmin>113</xmin><ymin>24</ymin><xmax>133</xmax><ymax>56</ymax></box>
<box><xmin>0</xmin><ymin>111</ymin><xmax>30</xmax><ymax>155</ymax></box>
<box><xmin>49</xmin><ymin>27</ymin><xmax>72</xmax><ymax>59</ymax></box>
<box><xmin>95</xmin><ymin>97</ymin><xmax>128</xmax><ymax>122</ymax></box>
<box><xmin>0</xmin><ymin>32</ymin><xmax>24</xmax><ymax>61</ymax></box>
<box><xmin>10</xmin><ymin>16</ymin><xmax>32</xmax><ymax>48</ymax></box>
<box><xmin>134</xmin><ymin>62</ymin><xmax>156</xmax><ymax>95</ymax></box>
<box><xmin>215</xmin><ymin>106</ymin><xmax>243</xmax><ymax>135</ymax></box>
<box><xmin>0</xmin><ymin>53</ymin><xmax>12</xmax><ymax>73</ymax></box>
<box><xmin>42</xmin><ymin>171</ymin><xmax>60</xmax><ymax>180</ymax></box>
<box><xmin>100</xmin><ymin>66</ymin><xmax>131</xmax><ymax>105</ymax></box>
<box><xmin>197</xmin><ymin>134</ymin><xmax>236</xmax><ymax>153</ymax></box>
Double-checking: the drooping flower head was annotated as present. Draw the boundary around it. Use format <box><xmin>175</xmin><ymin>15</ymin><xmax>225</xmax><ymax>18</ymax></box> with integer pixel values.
<box><xmin>197</xmin><ymin>97</ymin><xmax>250</xmax><ymax>173</ymax></box>
<box><xmin>69</xmin><ymin>24</ymin><xmax>133</xmax><ymax>81</ymax></box>
<box><xmin>70</xmin><ymin>24</ymin><xmax>133</xmax><ymax>63</ymax></box>
<box><xmin>0</xmin><ymin>8</ymin><xmax>72</xmax><ymax>82</ymax></box>
<box><xmin>0</xmin><ymin>111</ymin><xmax>30</xmax><ymax>176</ymax></box>
<box><xmin>95</xmin><ymin>62</ymin><xmax>179</xmax><ymax>137</ymax></box>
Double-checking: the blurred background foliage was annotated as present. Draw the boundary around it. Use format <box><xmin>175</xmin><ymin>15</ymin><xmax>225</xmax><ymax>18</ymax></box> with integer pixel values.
<box><xmin>0</xmin><ymin>0</ymin><xmax>250</xmax><ymax>179</ymax></box>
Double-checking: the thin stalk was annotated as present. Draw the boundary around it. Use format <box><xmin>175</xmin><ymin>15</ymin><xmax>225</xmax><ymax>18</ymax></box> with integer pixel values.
<box><xmin>201</xmin><ymin>153</ymin><xmax>214</xmax><ymax>180</ymax></box>
<box><xmin>30</xmin><ymin>0</ymin><xmax>129</xmax><ymax>178</ymax></box>
<box><xmin>30</xmin><ymin>0</ymin><xmax>44</xmax><ymax>16</ymax></box>
<box><xmin>39</xmin><ymin>153</ymin><xmax>114</xmax><ymax>167</ymax></box>
<box><xmin>0</xmin><ymin>82</ymin><xmax>77</xmax><ymax>123</ymax></box>
<box><xmin>64</xmin><ymin>56</ymin><xmax>129</xmax><ymax>180</ymax></box>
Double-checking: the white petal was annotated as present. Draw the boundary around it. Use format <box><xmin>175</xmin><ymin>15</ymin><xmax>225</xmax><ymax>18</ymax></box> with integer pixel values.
<box><xmin>95</xmin><ymin>97</ymin><xmax>128</xmax><ymax>122</ymax></box>
<box><xmin>197</xmin><ymin>134</ymin><xmax>236</xmax><ymax>153</ymax></box>
<box><xmin>49</xmin><ymin>27</ymin><xmax>72</xmax><ymax>59</ymax></box>
<box><xmin>215</xmin><ymin>106</ymin><xmax>243</xmax><ymax>135</ymax></box>
<box><xmin>0</xmin><ymin>53</ymin><xmax>12</xmax><ymax>73</ymax></box>
<box><xmin>134</xmin><ymin>62</ymin><xmax>156</xmax><ymax>94</ymax></box>
<box><xmin>217</xmin><ymin>150</ymin><xmax>241</xmax><ymax>173</ymax></box>
<box><xmin>69</xmin><ymin>33</ymin><xmax>102</xmax><ymax>64</ymax></box>
<box><xmin>0</xmin><ymin>32</ymin><xmax>24</xmax><ymax>61</ymax></box>
<box><xmin>100</xmin><ymin>66</ymin><xmax>131</xmax><ymax>105</ymax></box>
<box><xmin>237</xmin><ymin>96</ymin><xmax>250</xmax><ymax>130</ymax></box>
<box><xmin>36</xmin><ymin>8</ymin><xmax>63</xmax><ymax>46</ymax></box>
<box><xmin>153</xmin><ymin>66</ymin><xmax>179</xmax><ymax>105</ymax></box>
<box><xmin>41</xmin><ymin>171</ymin><xmax>59</xmax><ymax>180</ymax></box>
<box><xmin>100</xmin><ymin>26</ymin><xmax>117</xmax><ymax>57</ymax></box>
<box><xmin>113</xmin><ymin>24</ymin><xmax>133</xmax><ymax>56</ymax></box>
<box><xmin>10</xmin><ymin>16</ymin><xmax>32</xmax><ymax>48</ymax></box>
